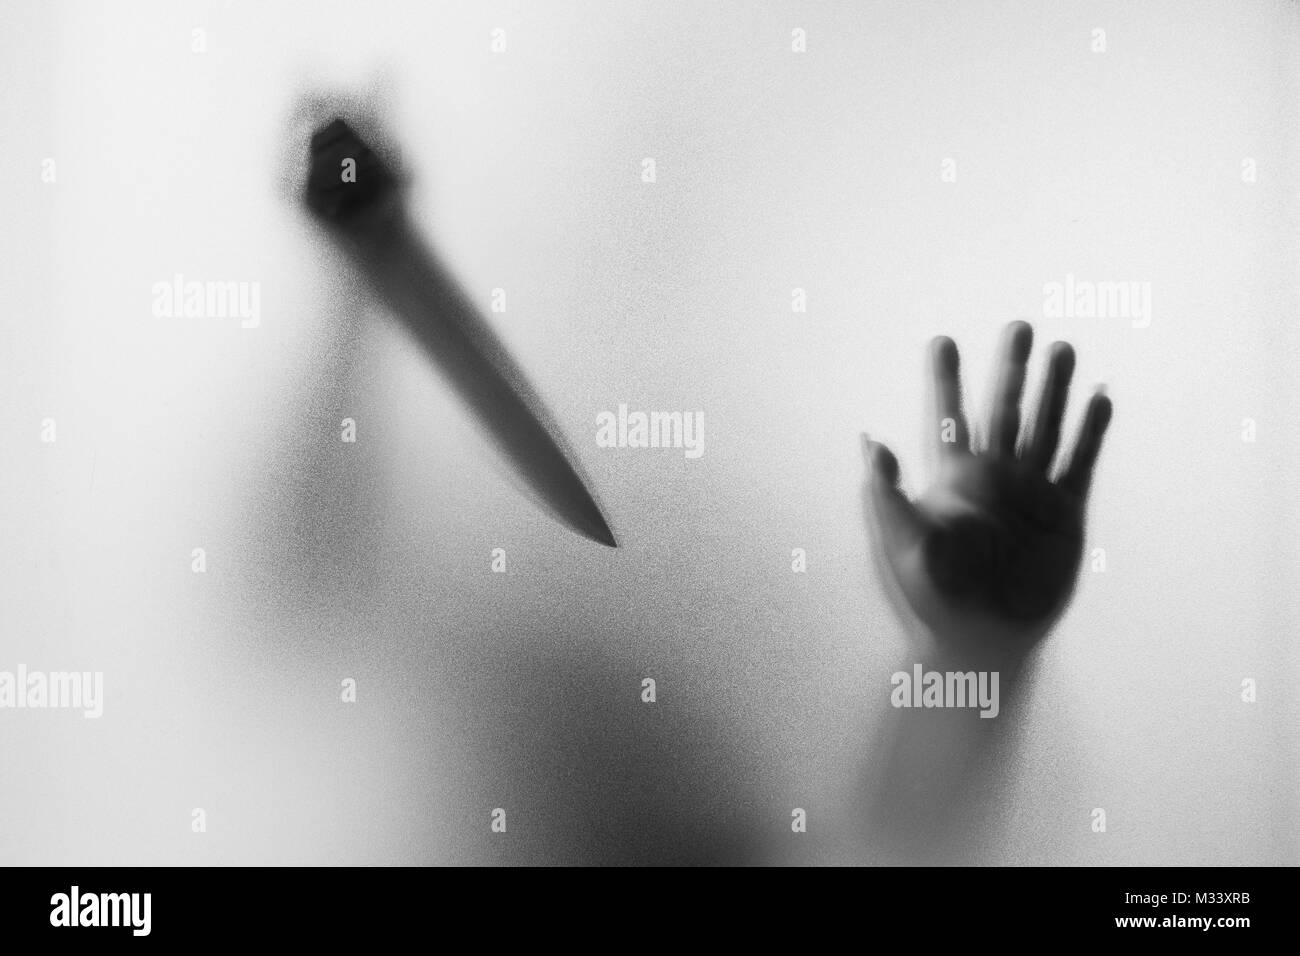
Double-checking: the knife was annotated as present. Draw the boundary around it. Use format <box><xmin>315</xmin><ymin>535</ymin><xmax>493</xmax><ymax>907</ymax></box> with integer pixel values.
<box><xmin>303</xmin><ymin>117</ymin><xmax>617</xmax><ymax>548</ymax></box>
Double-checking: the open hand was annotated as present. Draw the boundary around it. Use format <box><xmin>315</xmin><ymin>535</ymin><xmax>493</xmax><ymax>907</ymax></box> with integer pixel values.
<box><xmin>864</xmin><ymin>321</ymin><xmax>1112</xmax><ymax>654</ymax></box>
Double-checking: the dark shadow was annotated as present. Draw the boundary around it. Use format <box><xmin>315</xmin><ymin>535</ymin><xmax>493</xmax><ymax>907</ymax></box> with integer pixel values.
<box><xmin>426</xmin><ymin>635</ymin><xmax>769</xmax><ymax>866</ymax></box>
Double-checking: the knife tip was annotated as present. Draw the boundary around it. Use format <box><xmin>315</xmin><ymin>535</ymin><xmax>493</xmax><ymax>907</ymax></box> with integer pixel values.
<box><xmin>578</xmin><ymin>511</ymin><xmax>618</xmax><ymax>548</ymax></box>
<box><xmin>566</xmin><ymin>491</ymin><xmax>617</xmax><ymax>548</ymax></box>
<box><xmin>592</xmin><ymin>522</ymin><xmax>618</xmax><ymax>549</ymax></box>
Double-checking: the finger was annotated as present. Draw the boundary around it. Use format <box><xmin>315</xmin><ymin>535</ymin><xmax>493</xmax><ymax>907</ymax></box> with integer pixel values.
<box><xmin>862</xmin><ymin>435</ymin><xmax>927</xmax><ymax>558</ymax></box>
<box><xmin>1059</xmin><ymin>391</ymin><xmax>1113</xmax><ymax>499</ymax></box>
<box><xmin>930</xmin><ymin>336</ymin><xmax>970</xmax><ymax>455</ymax></box>
<box><xmin>1024</xmin><ymin>340</ymin><xmax>1076</xmax><ymax>470</ymax></box>
<box><xmin>986</xmin><ymin>320</ymin><xmax>1034</xmax><ymax>458</ymax></box>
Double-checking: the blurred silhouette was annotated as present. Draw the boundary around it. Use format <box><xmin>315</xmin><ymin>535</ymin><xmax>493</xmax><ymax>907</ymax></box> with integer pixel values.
<box><xmin>302</xmin><ymin>117</ymin><xmax>617</xmax><ymax>548</ymax></box>
<box><xmin>865</xmin><ymin>320</ymin><xmax>1112</xmax><ymax>653</ymax></box>
<box><xmin>859</xmin><ymin>321</ymin><xmax>1113</xmax><ymax>862</ymax></box>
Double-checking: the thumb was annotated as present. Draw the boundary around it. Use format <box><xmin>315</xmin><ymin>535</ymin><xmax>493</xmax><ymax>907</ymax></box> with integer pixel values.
<box><xmin>862</xmin><ymin>434</ymin><xmax>927</xmax><ymax>558</ymax></box>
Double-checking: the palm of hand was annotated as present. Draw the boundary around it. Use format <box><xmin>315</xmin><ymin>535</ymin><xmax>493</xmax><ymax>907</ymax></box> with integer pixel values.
<box><xmin>866</xmin><ymin>322</ymin><xmax>1112</xmax><ymax>650</ymax></box>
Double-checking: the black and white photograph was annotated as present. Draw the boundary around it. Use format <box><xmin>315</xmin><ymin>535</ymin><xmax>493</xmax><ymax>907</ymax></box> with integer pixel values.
<box><xmin>1</xmin><ymin>0</ymin><xmax>1295</xmax><ymax>936</ymax></box>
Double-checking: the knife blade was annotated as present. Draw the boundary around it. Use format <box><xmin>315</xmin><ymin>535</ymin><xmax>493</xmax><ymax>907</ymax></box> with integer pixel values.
<box><xmin>303</xmin><ymin>117</ymin><xmax>617</xmax><ymax>548</ymax></box>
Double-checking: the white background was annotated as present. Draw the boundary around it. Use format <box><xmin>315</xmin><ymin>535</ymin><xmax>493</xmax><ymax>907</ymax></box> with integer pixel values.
<box><xmin>1</xmin><ymin>0</ymin><xmax>1296</xmax><ymax>864</ymax></box>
